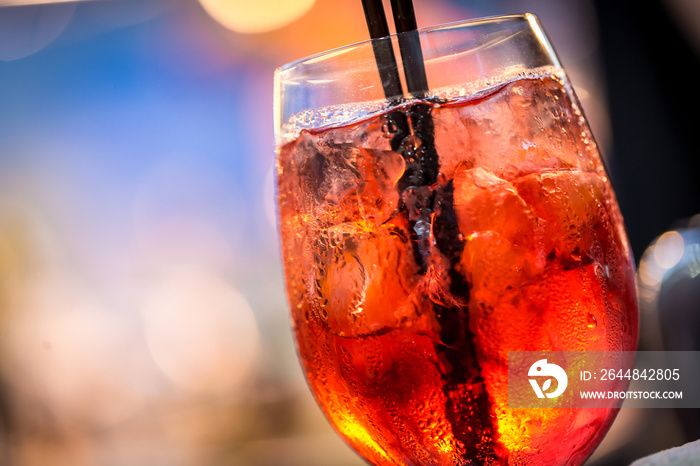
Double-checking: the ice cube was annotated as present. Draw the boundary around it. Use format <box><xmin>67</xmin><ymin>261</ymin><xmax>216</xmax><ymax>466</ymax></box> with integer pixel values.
<box><xmin>453</xmin><ymin>167</ymin><xmax>539</xmax><ymax>248</ymax></box>
<box><xmin>310</xmin><ymin>221</ymin><xmax>422</xmax><ymax>337</ymax></box>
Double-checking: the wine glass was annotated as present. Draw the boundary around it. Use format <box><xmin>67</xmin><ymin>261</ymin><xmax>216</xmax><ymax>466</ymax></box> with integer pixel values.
<box><xmin>274</xmin><ymin>14</ymin><xmax>638</xmax><ymax>465</ymax></box>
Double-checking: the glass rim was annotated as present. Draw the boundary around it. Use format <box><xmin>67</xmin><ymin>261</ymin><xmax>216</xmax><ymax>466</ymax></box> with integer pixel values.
<box><xmin>277</xmin><ymin>13</ymin><xmax>540</xmax><ymax>72</ymax></box>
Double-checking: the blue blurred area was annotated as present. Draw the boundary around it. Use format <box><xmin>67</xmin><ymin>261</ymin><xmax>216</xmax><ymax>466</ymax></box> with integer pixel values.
<box><xmin>0</xmin><ymin>3</ymin><xmax>292</xmax><ymax>464</ymax></box>
<box><xmin>0</xmin><ymin>1</ymin><xmax>278</xmax><ymax>279</ymax></box>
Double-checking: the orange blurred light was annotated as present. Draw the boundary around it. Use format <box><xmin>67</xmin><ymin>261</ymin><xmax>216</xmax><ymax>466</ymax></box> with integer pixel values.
<box><xmin>175</xmin><ymin>0</ymin><xmax>463</xmax><ymax>69</ymax></box>
<box><xmin>199</xmin><ymin>0</ymin><xmax>316</xmax><ymax>34</ymax></box>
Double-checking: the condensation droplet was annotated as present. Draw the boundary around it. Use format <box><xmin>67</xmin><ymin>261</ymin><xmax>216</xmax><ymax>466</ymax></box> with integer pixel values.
<box><xmin>587</xmin><ymin>313</ymin><xmax>597</xmax><ymax>329</ymax></box>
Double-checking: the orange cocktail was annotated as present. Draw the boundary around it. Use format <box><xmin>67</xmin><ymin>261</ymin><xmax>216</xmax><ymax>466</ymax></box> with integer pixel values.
<box><xmin>275</xmin><ymin>15</ymin><xmax>637</xmax><ymax>466</ymax></box>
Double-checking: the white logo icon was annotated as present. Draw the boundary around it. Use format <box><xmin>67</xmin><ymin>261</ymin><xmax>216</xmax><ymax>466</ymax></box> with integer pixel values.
<box><xmin>528</xmin><ymin>359</ymin><xmax>568</xmax><ymax>398</ymax></box>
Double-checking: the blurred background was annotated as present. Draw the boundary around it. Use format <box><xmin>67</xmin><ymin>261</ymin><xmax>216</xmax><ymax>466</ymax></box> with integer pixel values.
<box><xmin>0</xmin><ymin>0</ymin><xmax>698</xmax><ymax>465</ymax></box>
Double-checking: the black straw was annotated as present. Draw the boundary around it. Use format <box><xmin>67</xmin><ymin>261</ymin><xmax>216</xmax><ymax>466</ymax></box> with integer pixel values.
<box><xmin>390</xmin><ymin>0</ymin><xmax>429</xmax><ymax>97</ymax></box>
<box><xmin>358</xmin><ymin>2</ymin><xmax>498</xmax><ymax>461</ymax></box>
<box><xmin>361</xmin><ymin>0</ymin><xmax>404</xmax><ymax>100</ymax></box>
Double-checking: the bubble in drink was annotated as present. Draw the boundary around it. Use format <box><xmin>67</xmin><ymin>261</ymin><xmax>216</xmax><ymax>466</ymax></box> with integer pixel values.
<box><xmin>277</xmin><ymin>69</ymin><xmax>638</xmax><ymax>465</ymax></box>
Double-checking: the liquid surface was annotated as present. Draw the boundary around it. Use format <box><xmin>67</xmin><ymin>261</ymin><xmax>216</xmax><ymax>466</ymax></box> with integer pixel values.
<box><xmin>277</xmin><ymin>72</ymin><xmax>638</xmax><ymax>466</ymax></box>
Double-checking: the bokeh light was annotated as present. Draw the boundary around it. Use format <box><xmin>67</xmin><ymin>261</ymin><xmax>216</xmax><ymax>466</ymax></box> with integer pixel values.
<box><xmin>653</xmin><ymin>231</ymin><xmax>685</xmax><ymax>270</ymax></box>
<box><xmin>142</xmin><ymin>267</ymin><xmax>260</xmax><ymax>396</ymax></box>
<box><xmin>199</xmin><ymin>0</ymin><xmax>316</xmax><ymax>34</ymax></box>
